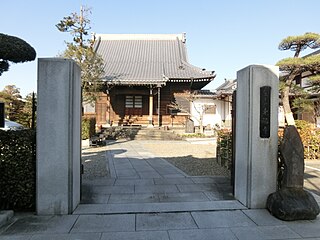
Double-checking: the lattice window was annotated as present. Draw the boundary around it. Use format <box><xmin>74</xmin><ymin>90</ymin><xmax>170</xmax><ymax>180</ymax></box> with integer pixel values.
<box><xmin>125</xmin><ymin>96</ymin><xmax>134</xmax><ymax>108</ymax></box>
<box><xmin>125</xmin><ymin>95</ymin><xmax>142</xmax><ymax>108</ymax></box>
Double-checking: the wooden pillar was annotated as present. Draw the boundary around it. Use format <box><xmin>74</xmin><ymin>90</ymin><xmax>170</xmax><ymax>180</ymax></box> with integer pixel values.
<box><xmin>106</xmin><ymin>90</ymin><xmax>111</xmax><ymax>127</ymax></box>
<box><xmin>157</xmin><ymin>86</ymin><xmax>161</xmax><ymax>127</ymax></box>
<box><xmin>148</xmin><ymin>88</ymin><xmax>154</xmax><ymax>128</ymax></box>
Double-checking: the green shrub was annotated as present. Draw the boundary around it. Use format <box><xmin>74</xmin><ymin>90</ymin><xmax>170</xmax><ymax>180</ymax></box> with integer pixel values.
<box><xmin>216</xmin><ymin>129</ymin><xmax>232</xmax><ymax>170</ymax></box>
<box><xmin>0</xmin><ymin>129</ymin><xmax>36</xmax><ymax>211</ymax></box>
<box><xmin>82</xmin><ymin>118</ymin><xmax>96</xmax><ymax>139</ymax></box>
<box><xmin>104</xmin><ymin>126</ymin><xmax>140</xmax><ymax>140</ymax></box>
<box><xmin>182</xmin><ymin>133</ymin><xmax>206</xmax><ymax>138</ymax></box>
<box><xmin>295</xmin><ymin>120</ymin><xmax>320</xmax><ymax>160</ymax></box>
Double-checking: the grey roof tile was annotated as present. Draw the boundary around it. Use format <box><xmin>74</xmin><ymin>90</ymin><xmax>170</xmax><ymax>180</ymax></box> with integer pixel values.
<box><xmin>95</xmin><ymin>34</ymin><xmax>215</xmax><ymax>86</ymax></box>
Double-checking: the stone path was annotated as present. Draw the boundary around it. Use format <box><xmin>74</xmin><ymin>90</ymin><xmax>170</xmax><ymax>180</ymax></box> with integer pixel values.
<box><xmin>79</xmin><ymin>139</ymin><xmax>235</xmax><ymax>214</ymax></box>
<box><xmin>1</xmin><ymin>208</ymin><xmax>320</xmax><ymax>239</ymax></box>
<box><xmin>304</xmin><ymin>160</ymin><xmax>320</xmax><ymax>196</ymax></box>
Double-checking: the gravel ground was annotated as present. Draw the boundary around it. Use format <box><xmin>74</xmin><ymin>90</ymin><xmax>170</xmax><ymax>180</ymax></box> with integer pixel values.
<box><xmin>81</xmin><ymin>146</ymin><xmax>109</xmax><ymax>180</ymax></box>
<box><xmin>142</xmin><ymin>141</ymin><xmax>230</xmax><ymax>177</ymax></box>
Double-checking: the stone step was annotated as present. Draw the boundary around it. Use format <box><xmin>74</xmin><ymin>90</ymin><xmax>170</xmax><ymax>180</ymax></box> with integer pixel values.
<box><xmin>73</xmin><ymin>200</ymin><xmax>245</xmax><ymax>215</ymax></box>
<box><xmin>134</xmin><ymin>128</ymin><xmax>182</xmax><ymax>140</ymax></box>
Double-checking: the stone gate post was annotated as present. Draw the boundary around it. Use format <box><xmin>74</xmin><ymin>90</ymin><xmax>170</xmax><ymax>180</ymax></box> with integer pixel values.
<box><xmin>234</xmin><ymin>64</ymin><xmax>279</xmax><ymax>208</ymax></box>
<box><xmin>37</xmin><ymin>58</ymin><xmax>81</xmax><ymax>215</ymax></box>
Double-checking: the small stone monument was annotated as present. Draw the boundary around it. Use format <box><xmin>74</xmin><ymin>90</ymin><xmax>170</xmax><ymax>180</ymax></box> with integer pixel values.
<box><xmin>267</xmin><ymin>125</ymin><xmax>320</xmax><ymax>220</ymax></box>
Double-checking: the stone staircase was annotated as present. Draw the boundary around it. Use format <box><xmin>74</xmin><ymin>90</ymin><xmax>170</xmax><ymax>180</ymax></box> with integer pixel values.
<box><xmin>134</xmin><ymin>127</ymin><xmax>183</xmax><ymax>141</ymax></box>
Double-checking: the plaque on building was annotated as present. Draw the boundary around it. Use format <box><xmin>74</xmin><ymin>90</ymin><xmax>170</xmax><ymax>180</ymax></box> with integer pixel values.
<box><xmin>260</xmin><ymin>86</ymin><xmax>271</xmax><ymax>138</ymax></box>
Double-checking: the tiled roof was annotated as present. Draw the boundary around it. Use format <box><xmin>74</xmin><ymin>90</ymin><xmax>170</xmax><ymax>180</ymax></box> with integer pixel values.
<box><xmin>214</xmin><ymin>79</ymin><xmax>237</xmax><ymax>96</ymax></box>
<box><xmin>95</xmin><ymin>33</ymin><xmax>215</xmax><ymax>86</ymax></box>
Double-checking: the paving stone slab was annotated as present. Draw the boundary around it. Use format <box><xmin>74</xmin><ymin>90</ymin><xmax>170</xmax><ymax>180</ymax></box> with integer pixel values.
<box><xmin>0</xmin><ymin>236</ymin><xmax>32</xmax><ymax>240</ymax></box>
<box><xmin>136</xmin><ymin>212</ymin><xmax>197</xmax><ymax>231</ymax></box>
<box><xmin>154</xmin><ymin>178</ymin><xmax>193</xmax><ymax>185</ymax></box>
<box><xmin>100</xmin><ymin>231</ymin><xmax>169</xmax><ymax>240</ymax></box>
<box><xmin>86</xmin><ymin>185</ymin><xmax>134</xmax><ymax>194</ymax></box>
<box><xmin>257</xmin><ymin>225</ymin><xmax>301</xmax><ymax>239</ymax></box>
<box><xmin>154</xmin><ymin>167</ymin><xmax>181</xmax><ymax>175</ymax></box>
<box><xmin>284</xmin><ymin>220</ymin><xmax>320</xmax><ymax>238</ymax></box>
<box><xmin>168</xmin><ymin>228</ymin><xmax>237</xmax><ymax>240</ymax></box>
<box><xmin>115</xmin><ymin>169</ymin><xmax>139</xmax><ymax>178</ymax></box>
<box><xmin>135</xmin><ymin>184</ymin><xmax>179</xmax><ymax>194</ymax></box>
<box><xmin>158</xmin><ymin>192</ymin><xmax>210</xmax><ymax>202</ymax></box>
<box><xmin>30</xmin><ymin>233</ymin><xmax>102</xmax><ymax>240</ymax></box>
<box><xmin>231</xmin><ymin>225</ymin><xmax>300</xmax><ymax>240</ymax></box>
<box><xmin>71</xmin><ymin>215</ymin><xmax>135</xmax><ymax>233</ymax></box>
<box><xmin>162</xmin><ymin>174</ymin><xmax>187</xmax><ymax>178</ymax></box>
<box><xmin>108</xmin><ymin>193</ymin><xmax>159</xmax><ymax>204</ymax></box>
<box><xmin>133</xmin><ymin>166</ymin><xmax>155</xmax><ymax>172</ymax></box>
<box><xmin>177</xmin><ymin>184</ymin><xmax>218</xmax><ymax>193</ymax></box>
<box><xmin>117</xmin><ymin>175</ymin><xmax>140</xmax><ymax>179</ymax></box>
<box><xmin>73</xmin><ymin>201</ymin><xmax>246</xmax><ymax>214</ymax></box>
<box><xmin>242</xmin><ymin>209</ymin><xmax>285</xmax><ymax>226</ymax></box>
<box><xmin>114</xmin><ymin>164</ymin><xmax>133</xmax><ymax>170</ymax></box>
<box><xmin>81</xmin><ymin>193</ymin><xmax>110</xmax><ymax>204</ymax></box>
<box><xmin>114</xmin><ymin>179</ymin><xmax>154</xmax><ymax>186</ymax></box>
<box><xmin>203</xmin><ymin>191</ymin><xmax>224</xmax><ymax>201</ymax></box>
<box><xmin>190</xmin><ymin>177</ymin><xmax>218</xmax><ymax>184</ymax></box>
<box><xmin>3</xmin><ymin>215</ymin><xmax>78</xmax><ymax>235</ymax></box>
<box><xmin>82</xmin><ymin>178</ymin><xmax>115</xmax><ymax>186</ymax></box>
<box><xmin>191</xmin><ymin>210</ymin><xmax>256</xmax><ymax>228</ymax></box>
<box><xmin>137</xmin><ymin>171</ymin><xmax>162</xmax><ymax>179</ymax></box>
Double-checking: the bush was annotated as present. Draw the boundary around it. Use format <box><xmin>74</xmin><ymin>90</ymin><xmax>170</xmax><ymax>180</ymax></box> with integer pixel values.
<box><xmin>104</xmin><ymin>126</ymin><xmax>140</xmax><ymax>140</ymax></box>
<box><xmin>82</xmin><ymin>117</ymin><xmax>96</xmax><ymax>139</ymax></box>
<box><xmin>295</xmin><ymin>120</ymin><xmax>320</xmax><ymax>160</ymax></box>
<box><xmin>0</xmin><ymin>129</ymin><xmax>36</xmax><ymax>211</ymax></box>
<box><xmin>216</xmin><ymin>129</ymin><xmax>232</xmax><ymax>170</ymax></box>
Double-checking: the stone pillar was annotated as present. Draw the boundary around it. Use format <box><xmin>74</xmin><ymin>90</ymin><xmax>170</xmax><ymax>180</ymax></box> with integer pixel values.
<box><xmin>37</xmin><ymin>58</ymin><xmax>81</xmax><ymax>215</ymax></box>
<box><xmin>148</xmin><ymin>88</ymin><xmax>154</xmax><ymax>128</ymax></box>
<box><xmin>234</xmin><ymin>64</ymin><xmax>279</xmax><ymax>209</ymax></box>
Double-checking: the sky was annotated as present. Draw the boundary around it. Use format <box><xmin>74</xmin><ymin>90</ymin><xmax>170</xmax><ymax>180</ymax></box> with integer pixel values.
<box><xmin>1</xmin><ymin>0</ymin><xmax>320</xmax><ymax>97</ymax></box>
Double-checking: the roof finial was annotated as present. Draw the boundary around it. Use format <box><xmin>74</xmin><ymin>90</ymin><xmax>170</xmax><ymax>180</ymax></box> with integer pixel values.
<box><xmin>182</xmin><ymin>32</ymin><xmax>186</xmax><ymax>43</ymax></box>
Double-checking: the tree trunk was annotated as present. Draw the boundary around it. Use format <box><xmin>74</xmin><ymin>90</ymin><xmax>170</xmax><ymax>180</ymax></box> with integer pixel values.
<box><xmin>282</xmin><ymin>77</ymin><xmax>296</xmax><ymax>126</ymax></box>
<box><xmin>199</xmin><ymin>115</ymin><xmax>204</xmax><ymax>134</ymax></box>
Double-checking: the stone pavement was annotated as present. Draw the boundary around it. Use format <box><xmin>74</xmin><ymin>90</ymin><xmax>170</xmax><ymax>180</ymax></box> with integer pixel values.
<box><xmin>304</xmin><ymin>160</ymin><xmax>320</xmax><ymax>197</ymax></box>
<box><xmin>1</xmin><ymin>139</ymin><xmax>320</xmax><ymax>239</ymax></box>
<box><xmin>79</xmin><ymin>139</ymin><xmax>235</xmax><ymax>214</ymax></box>
<box><xmin>1</xmin><ymin>208</ymin><xmax>320</xmax><ymax>239</ymax></box>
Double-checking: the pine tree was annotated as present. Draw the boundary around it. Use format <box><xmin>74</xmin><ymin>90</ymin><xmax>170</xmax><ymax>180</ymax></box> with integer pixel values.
<box><xmin>276</xmin><ymin>32</ymin><xmax>320</xmax><ymax>125</ymax></box>
<box><xmin>56</xmin><ymin>6</ymin><xmax>105</xmax><ymax>103</ymax></box>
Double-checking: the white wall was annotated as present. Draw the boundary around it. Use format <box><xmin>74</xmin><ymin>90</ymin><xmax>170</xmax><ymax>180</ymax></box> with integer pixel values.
<box><xmin>190</xmin><ymin>98</ymin><xmax>232</xmax><ymax>129</ymax></box>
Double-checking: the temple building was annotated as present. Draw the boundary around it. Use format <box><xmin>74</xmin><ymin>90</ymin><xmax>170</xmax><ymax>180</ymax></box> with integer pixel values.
<box><xmin>85</xmin><ymin>33</ymin><xmax>216</xmax><ymax>127</ymax></box>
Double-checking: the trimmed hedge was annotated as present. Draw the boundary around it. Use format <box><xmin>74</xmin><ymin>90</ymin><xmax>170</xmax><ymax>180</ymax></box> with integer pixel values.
<box><xmin>82</xmin><ymin>118</ymin><xmax>96</xmax><ymax>140</ymax></box>
<box><xmin>216</xmin><ymin>129</ymin><xmax>232</xmax><ymax>170</ymax></box>
<box><xmin>216</xmin><ymin>122</ymin><xmax>320</xmax><ymax>176</ymax></box>
<box><xmin>295</xmin><ymin>120</ymin><xmax>320</xmax><ymax>160</ymax></box>
<box><xmin>0</xmin><ymin>129</ymin><xmax>36</xmax><ymax>211</ymax></box>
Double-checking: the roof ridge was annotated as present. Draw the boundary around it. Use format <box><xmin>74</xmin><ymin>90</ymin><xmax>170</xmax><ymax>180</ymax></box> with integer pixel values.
<box><xmin>96</xmin><ymin>33</ymin><xmax>185</xmax><ymax>41</ymax></box>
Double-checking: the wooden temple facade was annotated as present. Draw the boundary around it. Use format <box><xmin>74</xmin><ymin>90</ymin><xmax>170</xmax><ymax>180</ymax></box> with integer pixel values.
<box><xmin>87</xmin><ymin>33</ymin><xmax>216</xmax><ymax>127</ymax></box>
